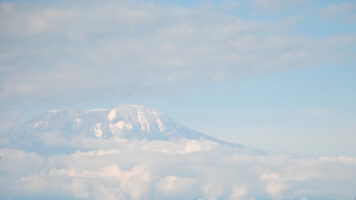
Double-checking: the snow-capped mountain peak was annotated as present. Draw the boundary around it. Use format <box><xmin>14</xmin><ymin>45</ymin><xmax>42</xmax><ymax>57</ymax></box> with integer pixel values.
<box><xmin>9</xmin><ymin>104</ymin><xmax>258</xmax><ymax>155</ymax></box>
<box><xmin>27</xmin><ymin>105</ymin><xmax>205</xmax><ymax>141</ymax></box>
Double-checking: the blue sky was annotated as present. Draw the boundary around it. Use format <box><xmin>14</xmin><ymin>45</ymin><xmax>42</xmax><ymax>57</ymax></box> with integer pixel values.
<box><xmin>0</xmin><ymin>0</ymin><xmax>356</xmax><ymax>156</ymax></box>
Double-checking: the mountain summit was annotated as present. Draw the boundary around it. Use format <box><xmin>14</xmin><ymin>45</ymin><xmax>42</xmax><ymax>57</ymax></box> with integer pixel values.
<box><xmin>26</xmin><ymin>105</ymin><xmax>238</xmax><ymax>144</ymax></box>
<box><xmin>29</xmin><ymin>105</ymin><xmax>210</xmax><ymax>140</ymax></box>
<box><xmin>8</xmin><ymin>105</ymin><xmax>263</xmax><ymax>154</ymax></box>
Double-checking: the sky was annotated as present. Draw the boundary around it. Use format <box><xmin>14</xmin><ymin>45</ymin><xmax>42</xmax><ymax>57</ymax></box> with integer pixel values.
<box><xmin>1</xmin><ymin>1</ymin><xmax>356</xmax><ymax>199</ymax></box>
<box><xmin>1</xmin><ymin>0</ymin><xmax>356</xmax><ymax>156</ymax></box>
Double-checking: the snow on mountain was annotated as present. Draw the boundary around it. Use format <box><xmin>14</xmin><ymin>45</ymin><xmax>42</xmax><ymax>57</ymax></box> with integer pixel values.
<box><xmin>26</xmin><ymin>106</ymin><xmax>201</xmax><ymax>141</ymax></box>
<box><xmin>7</xmin><ymin>105</ymin><xmax>263</xmax><ymax>154</ymax></box>
<box><xmin>27</xmin><ymin>105</ymin><xmax>204</xmax><ymax>140</ymax></box>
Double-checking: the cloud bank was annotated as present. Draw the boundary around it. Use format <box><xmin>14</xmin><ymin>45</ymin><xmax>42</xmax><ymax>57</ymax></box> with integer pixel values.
<box><xmin>1</xmin><ymin>139</ymin><xmax>356</xmax><ymax>199</ymax></box>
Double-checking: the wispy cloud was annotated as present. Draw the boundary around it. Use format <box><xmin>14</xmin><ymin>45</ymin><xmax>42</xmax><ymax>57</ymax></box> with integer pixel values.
<box><xmin>322</xmin><ymin>1</ymin><xmax>356</xmax><ymax>23</ymax></box>
<box><xmin>0</xmin><ymin>0</ymin><xmax>355</xmax><ymax>105</ymax></box>
<box><xmin>247</xmin><ymin>0</ymin><xmax>310</xmax><ymax>13</ymax></box>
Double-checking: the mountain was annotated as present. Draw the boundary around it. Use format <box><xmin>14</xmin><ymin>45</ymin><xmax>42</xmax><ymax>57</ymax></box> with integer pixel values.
<box><xmin>9</xmin><ymin>105</ymin><xmax>262</xmax><ymax>154</ymax></box>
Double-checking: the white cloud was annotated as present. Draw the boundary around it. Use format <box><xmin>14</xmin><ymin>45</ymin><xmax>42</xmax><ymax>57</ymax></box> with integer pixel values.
<box><xmin>1</xmin><ymin>139</ymin><xmax>355</xmax><ymax>199</ymax></box>
<box><xmin>21</xmin><ymin>175</ymin><xmax>48</xmax><ymax>194</ymax></box>
<box><xmin>201</xmin><ymin>183</ymin><xmax>225</xmax><ymax>200</ymax></box>
<box><xmin>260</xmin><ymin>172</ymin><xmax>280</xmax><ymax>180</ymax></box>
<box><xmin>70</xmin><ymin>178</ymin><xmax>90</xmax><ymax>199</ymax></box>
<box><xmin>229</xmin><ymin>186</ymin><xmax>248</xmax><ymax>200</ymax></box>
<box><xmin>265</xmin><ymin>182</ymin><xmax>284</xmax><ymax>196</ymax></box>
<box><xmin>156</xmin><ymin>176</ymin><xmax>196</xmax><ymax>194</ymax></box>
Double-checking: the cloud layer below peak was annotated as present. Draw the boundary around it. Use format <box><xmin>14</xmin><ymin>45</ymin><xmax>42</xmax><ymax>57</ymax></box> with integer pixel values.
<box><xmin>1</xmin><ymin>139</ymin><xmax>356</xmax><ymax>199</ymax></box>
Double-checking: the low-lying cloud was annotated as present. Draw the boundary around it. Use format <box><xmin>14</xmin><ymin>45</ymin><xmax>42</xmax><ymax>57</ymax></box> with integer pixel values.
<box><xmin>1</xmin><ymin>139</ymin><xmax>355</xmax><ymax>199</ymax></box>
